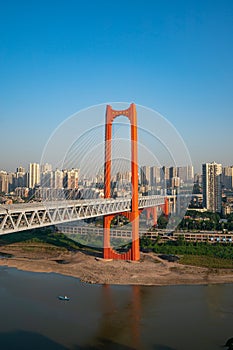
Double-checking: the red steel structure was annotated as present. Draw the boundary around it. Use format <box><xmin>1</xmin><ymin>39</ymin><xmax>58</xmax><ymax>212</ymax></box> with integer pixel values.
<box><xmin>146</xmin><ymin>198</ymin><xmax>169</xmax><ymax>226</ymax></box>
<box><xmin>103</xmin><ymin>103</ymin><xmax>140</xmax><ymax>260</ymax></box>
<box><xmin>103</xmin><ymin>103</ymin><xmax>169</xmax><ymax>261</ymax></box>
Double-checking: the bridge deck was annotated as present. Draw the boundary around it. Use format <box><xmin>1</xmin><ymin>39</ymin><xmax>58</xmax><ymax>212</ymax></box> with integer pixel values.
<box><xmin>0</xmin><ymin>195</ymin><xmax>165</xmax><ymax>235</ymax></box>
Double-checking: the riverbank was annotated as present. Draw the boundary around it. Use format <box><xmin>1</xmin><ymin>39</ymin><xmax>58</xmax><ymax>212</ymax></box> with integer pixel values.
<box><xmin>0</xmin><ymin>244</ymin><xmax>233</xmax><ymax>285</ymax></box>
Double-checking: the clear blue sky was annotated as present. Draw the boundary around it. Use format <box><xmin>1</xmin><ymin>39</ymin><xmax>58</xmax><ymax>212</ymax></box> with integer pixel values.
<box><xmin>0</xmin><ymin>0</ymin><xmax>233</xmax><ymax>173</ymax></box>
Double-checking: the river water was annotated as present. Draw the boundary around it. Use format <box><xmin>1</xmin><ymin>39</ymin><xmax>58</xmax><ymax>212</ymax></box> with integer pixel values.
<box><xmin>0</xmin><ymin>267</ymin><xmax>232</xmax><ymax>350</ymax></box>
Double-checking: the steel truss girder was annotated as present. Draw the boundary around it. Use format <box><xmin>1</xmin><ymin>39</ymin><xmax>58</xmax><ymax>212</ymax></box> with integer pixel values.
<box><xmin>0</xmin><ymin>195</ymin><xmax>165</xmax><ymax>235</ymax></box>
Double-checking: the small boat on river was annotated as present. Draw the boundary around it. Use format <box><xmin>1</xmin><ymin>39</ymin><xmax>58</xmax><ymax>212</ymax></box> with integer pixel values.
<box><xmin>58</xmin><ymin>295</ymin><xmax>70</xmax><ymax>301</ymax></box>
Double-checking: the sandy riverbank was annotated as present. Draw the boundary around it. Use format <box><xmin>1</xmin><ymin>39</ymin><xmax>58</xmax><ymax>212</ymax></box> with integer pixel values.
<box><xmin>0</xmin><ymin>245</ymin><xmax>233</xmax><ymax>285</ymax></box>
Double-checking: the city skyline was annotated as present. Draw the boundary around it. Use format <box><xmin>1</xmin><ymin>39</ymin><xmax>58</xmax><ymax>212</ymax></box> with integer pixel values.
<box><xmin>2</xmin><ymin>160</ymin><xmax>233</xmax><ymax>216</ymax></box>
<box><xmin>1</xmin><ymin>1</ymin><xmax>233</xmax><ymax>172</ymax></box>
<box><xmin>1</xmin><ymin>159</ymin><xmax>233</xmax><ymax>177</ymax></box>
<box><xmin>1</xmin><ymin>159</ymin><xmax>232</xmax><ymax>187</ymax></box>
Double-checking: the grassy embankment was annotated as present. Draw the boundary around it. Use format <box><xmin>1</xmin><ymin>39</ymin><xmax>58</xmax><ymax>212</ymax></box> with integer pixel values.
<box><xmin>179</xmin><ymin>255</ymin><xmax>233</xmax><ymax>269</ymax></box>
<box><xmin>0</xmin><ymin>228</ymin><xmax>232</xmax><ymax>269</ymax></box>
<box><xmin>0</xmin><ymin>228</ymin><xmax>127</xmax><ymax>255</ymax></box>
<box><xmin>0</xmin><ymin>227</ymin><xmax>85</xmax><ymax>255</ymax></box>
<box><xmin>141</xmin><ymin>236</ymin><xmax>233</xmax><ymax>269</ymax></box>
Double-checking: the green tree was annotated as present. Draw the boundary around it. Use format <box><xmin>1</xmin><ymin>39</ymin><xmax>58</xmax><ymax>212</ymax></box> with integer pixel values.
<box><xmin>157</xmin><ymin>214</ymin><xmax>169</xmax><ymax>229</ymax></box>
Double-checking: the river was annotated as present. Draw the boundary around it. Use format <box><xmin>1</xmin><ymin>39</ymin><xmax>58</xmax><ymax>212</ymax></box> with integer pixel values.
<box><xmin>0</xmin><ymin>267</ymin><xmax>232</xmax><ymax>350</ymax></box>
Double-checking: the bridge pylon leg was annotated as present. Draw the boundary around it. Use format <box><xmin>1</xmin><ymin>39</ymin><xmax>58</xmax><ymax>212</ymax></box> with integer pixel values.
<box><xmin>152</xmin><ymin>207</ymin><xmax>157</xmax><ymax>226</ymax></box>
<box><xmin>146</xmin><ymin>207</ymin><xmax>157</xmax><ymax>226</ymax></box>
<box><xmin>103</xmin><ymin>215</ymin><xmax>113</xmax><ymax>259</ymax></box>
<box><xmin>103</xmin><ymin>103</ymin><xmax>140</xmax><ymax>261</ymax></box>
<box><xmin>164</xmin><ymin>197</ymin><xmax>169</xmax><ymax>216</ymax></box>
<box><xmin>131</xmin><ymin>214</ymin><xmax>140</xmax><ymax>261</ymax></box>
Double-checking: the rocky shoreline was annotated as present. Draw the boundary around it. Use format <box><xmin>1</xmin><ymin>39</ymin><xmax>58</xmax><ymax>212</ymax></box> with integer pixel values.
<box><xmin>0</xmin><ymin>245</ymin><xmax>233</xmax><ymax>286</ymax></box>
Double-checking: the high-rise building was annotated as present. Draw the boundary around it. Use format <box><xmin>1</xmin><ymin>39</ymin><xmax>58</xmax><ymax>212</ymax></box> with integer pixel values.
<box><xmin>178</xmin><ymin>165</ymin><xmax>194</xmax><ymax>182</ymax></box>
<box><xmin>16</xmin><ymin>166</ymin><xmax>25</xmax><ymax>173</ymax></box>
<box><xmin>171</xmin><ymin>176</ymin><xmax>181</xmax><ymax>188</ymax></box>
<box><xmin>116</xmin><ymin>171</ymin><xmax>131</xmax><ymax>184</ymax></box>
<box><xmin>150</xmin><ymin>166</ymin><xmax>160</xmax><ymax>186</ymax></box>
<box><xmin>202</xmin><ymin>162</ymin><xmax>222</xmax><ymax>212</ymax></box>
<box><xmin>28</xmin><ymin>163</ymin><xmax>40</xmax><ymax>188</ymax></box>
<box><xmin>222</xmin><ymin>166</ymin><xmax>233</xmax><ymax>190</ymax></box>
<box><xmin>169</xmin><ymin>166</ymin><xmax>177</xmax><ymax>179</ymax></box>
<box><xmin>187</xmin><ymin>165</ymin><xmax>194</xmax><ymax>181</ymax></box>
<box><xmin>160</xmin><ymin>166</ymin><xmax>170</xmax><ymax>188</ymax></box>
<box><xmin>124</xmin><ymin>171</ymin><xmax>132</xmax><ymax>183</ymax></box>
<box><xmin>169</xmin><ymin>166</ymin><xmax>178</xmax><ymax>188</ymax></box>
<box><xmin>7</xmin><ymin>172</ymin><xmax>15</xmax><ymax>192</ymax></box>
<box><xmin>116</xmin><ymin>172</ymin><xmax>123</xmax><ymax>182</ymax></box>
<box><xmin>63</xmin><ymin>168</ymin><xmax>79</xmax><ymax>189</ymax></box>
<box><xmin>40</xmin><ymin>163</ymin><xmax>53</xmax><ymax>189</ymax></box>
<box><xmin>41</xmin><ymin>171</ymin><xmax>53</xmax><ymax>188</ymax></box>
<box><xmin>0</xmin><ymin>171</ymin><xmax>9</xmax><ymax>193</ymax></box>
<box><xmin>41</xmin><ymin>163</ymin><xmax>52</xmax><ymax>173</ymax></box>
<box><xmin>53</xmin><ymin>169</ymin><xmax>64</xmax><ymax>189</ymax></box>
<box><xmin>141</xmin><ymin>166</ymin><xmax>150</xmax><ymax>186</ymax></box>
<box><xmin>15</xmin><ymin>166</ymin><xmax>27</xmax><ymax>189</ymax></box>
<box><xmin>194</xmin><ymin>173</ymin><xmax>202</xmax><ymax>184</ymax></box>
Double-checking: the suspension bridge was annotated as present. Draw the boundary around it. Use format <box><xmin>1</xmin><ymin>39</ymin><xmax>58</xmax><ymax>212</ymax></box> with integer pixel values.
<box><xmin>0</xmin><ymin>104</ymin><xmax>169</xmax><ymax>261</ymax></box>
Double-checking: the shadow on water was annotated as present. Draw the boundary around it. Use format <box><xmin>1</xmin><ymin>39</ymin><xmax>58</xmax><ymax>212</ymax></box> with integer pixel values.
<box><xmin>73</xmin><ymin>339</ymin><xmax>177</xmax><ymax>350</ymax></box>
<box><xmin>0</xmin><ymin>331</ymin><xmax>158</xmax><ymax>350</ymax></box>
<box><xmin>0</xmin><ymin>330</ymin><xmax>67</xmax><ymax>350</ymax></box>
<box><xmin>73</xmin><ymin>338</ymin><xmax>139</xmax><ymax>349</ymax></box>
<box><xmin>151</xmin><ymin>346</ymin><xmax>177</xmax><ymax>350</ymax></box>
<box><xmin>78</xmin><ymin>285</ymin><xmax>177</xmax><ymax>350</ymax></box>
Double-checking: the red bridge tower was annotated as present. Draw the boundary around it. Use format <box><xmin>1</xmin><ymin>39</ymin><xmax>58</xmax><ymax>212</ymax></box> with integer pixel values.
<box><xmin>103</xmin><ymin>103</ymin><xmax>140</xmax><ymax>261</ymax></box>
